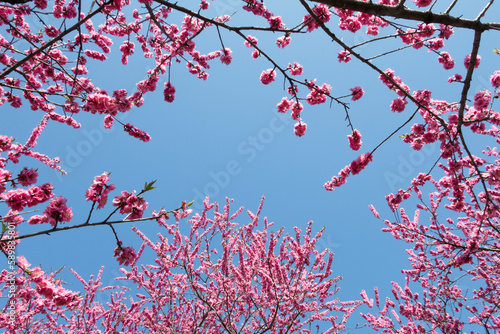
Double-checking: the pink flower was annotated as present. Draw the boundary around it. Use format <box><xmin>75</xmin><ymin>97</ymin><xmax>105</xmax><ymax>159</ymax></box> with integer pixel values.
<box><xmin>390</xmin><ymin>97</ymin><xmax>408</xmax><ymax>113</ymax></box>
<box><xmin>348</xmin><ymin>129</ymin><xmax>362</xmax><ymax>151</ymax></box>
<box><xmin>113</xmin><ymin>243</ymin><xmax>137</xmax><ymax>266</ymax></box>
<box><xmin>338</xmin><ymin>50</ymin><xmax>351</xmax><ymax>63</ymax></box>
<box><xmin>268</xmin><ymin>16</ymin><xmax>284</xmax><ymax>29</ymax></box>
<box><xmin>288</xmin><ymin>62</ymin><xmax>303</xmax><ymax>76</ymax></box>
<box><xmin>464</xmin><ymin>54</ymin><xmax>481</xmax><ymax>69</ymax></box>
<box><xmin>291</xmin><ymin>102</ymin><xmax>303</xmax><ymax>120</ymax></box>
<box><xmin>85</xmin><ymin>172</ymin><xmax>116</xmax><ymax>209</ymax></box>
<box><xmin>438</xmin><ymin>52</ymin><xmax>455</xmax><ymax>70</ymax></box>
<box><xmin>414</xmin><ymin>0</ymin><xmax>432</xmax><ymax>7</ymax></box>
<box><xmin>163</xmin><ymin>82</ymin><xmax>176</xmax><ymax>102</ymax></box>
<box><xmin>277</xmin><ymin>97</ymin><xmax>292</xmax><ymax>113</ymax></box>
<box><xmin>350</xmin><ymin>152</ymin><xmax>373</xmax><ymax>175</ymax></box>
<box><xmin>276</xmin><ymin>35</ymin><xmax>291</xmax><ymax>48</ymax></box>
<box><xmin>17</xmin><ymin>167</ymin><xmax>38</xmax><ymax>187</ymax></box>
<box><xmin>113</xmin><ymin>190</ymin><xmax>148</xmax><ymax>219</ymax></box>
<box><xmin>490</xmin><ymin>71</ymin><xmax>500</xmax><ymax>88</ymax></box>
<box><xmin>104</xmin><ymin>115</ymin><xmax>114</xmax><ymax>129</ymax></box>
<box><xmin>260</xmin><ymin>69</ymin><xmax>276</xmax><ymax>85</ymax></box>
<box><xmin>473</xmin><ymin>90</ymin><xmax>491</xmax><ymax>110</ymax></box>
<box><xmin>294</xmin><ymin>122</ymin><xmax>307</xmax><ymax>137</ymax></box>
<box><xmin>43</xmin><ymin>196</ymin><xmax>73</xmax><ymax>227</ymax></box>
<box><xmin>306</xmin><ymin>83</ymin><xmax>331</xmax><ymax>105</ymax></box>
<box><xmin>220</xmin><ymin>48</ymin><xmax>232</xmax><ymax>65</ymax></box>
<box><xmin>439</xmin><ymin>24</ymin><xmax>454</xmax><ymax>39</ymax></box>
<box><xmin>244</xmin><ymin>35</ymin><xmax>258</xmax><ymax>48</ymax></box>
<box><xmin>350</xmin><ymin>86</ymin><xmax>364</xmax><ymax>101</ymax></box>
<box><xmin>448</xmin><ymin>73</ymin><xmax>463</xmax><ymax>83</ymax></box>
<box><xmin>123</xmin><ymin>123</ymin><xmax>151</xmax><ymax>142</ymax></box>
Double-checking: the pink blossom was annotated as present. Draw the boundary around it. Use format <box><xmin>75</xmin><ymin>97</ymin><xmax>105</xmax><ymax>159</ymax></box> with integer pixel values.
<box><xmin>220</xmin><ymin>48</ymin><xmax>232</xmax><ymax>65</ymax></box>
<box><xmin>338</xmin><ymin>50</ymin><xmax>351</xmax><ymax>63</ymax></box>
<box><xmin>85</xmin><ymin>172</ymin><xmax>116</xmax><ymax>209</ymax></box>
<box><xmin>113</xmin><ymin>190</ymin><xmax>148</xmax><ymax>219</ymax></box>
<box><xmin>123</xmin><ymin>123</ymin><xmax>151</xmax><ymax>142</ymax></box>
<box><xmin>288</xmin><ymin>62</ymin><xmax>303</xmax><ymax>76</ymax></box>
<box><xmin>414</xmin><ymin>0</ymin><xmax>432</xmax><ymax>7</ymax></box>
<box><xmin>390</xmin><ymin>97</ymin><xmax>408</xmax><ymax>112</ymax></box>
<box><xmin>350</xmin><ymin>86</ymin><xmax>364</xmax><ymax>101</ymax></box>
<box><xmin>438</xmin><ymin>52</ymin><xmax>455</xmax><ymax>70</ymax></box>
<box><xmin>268</xmin><ymin>16</ymin><xmax>284</xmax><ymax>29</ymax></box>
<box><xmin>260</xmin><ymin>69</ymin><xmax>276</xmax><ymax>85</ymax></box>
<box><xmin>43</xmin><ymin>196</ymin><xmax>73</xmax><ymax>227</ymax></box>
<box><xmin>490</xmin><ymin>71</ymin><xmax>500</xmax><ymax>88</ymax></box>
<box><xmin>163</xmin><ymin>81</ymin><xmax>176</xmax><ymax>102</ymax></box>
<box><xmin>103</xmin><ymin>115</ymin><xmax>114</xmax><ymax>129</ymax></box>
<box><xmin>244</xmin><ymin>35</ymin><xmax>258</xmax><ymax>48</ymax></box>
<box><xmin>113</xmin><ymin>242</ymin><xmax>137</xmax><ymax>266</ymax></box>
<box><xmin>439</xmin><ymin>24</ymin><xmax>454</xmax><ymax>39</ymax></box>
<box><xmin>291</xmin><ymin>102</ymin><xmax>303</xmax><ymax>120</ymax></box>
<box><xmin>200</xmin><ymin>0</ymin><xmax>209</xmax><ymax>10</ymax></box>
<box><xmin>276</xmin><ymin>35</ymin><xmax>291</xmax><ymax>48</ymax></box>
<box><xmin>473</xmin><ymin>90</ymin><xmax>491</xmax><ymax>110</ymax></box>
<box><xmin>350</xmin><ymin>152</ymin><xmax>373</xmax><ymax>175</ymax></box>
<box><xmin>17</xmin><ymin>167</ymin><xmax>38</xmax><ymax>186</ymax></box>
<box><xmin>302</xmin><ymin>5</ymin><xmax>330</xmax><ymax>32</ymax></box>
<box><xmin>306</xmin><ymin>83</ymin><xmax>331</xmax><ymax>105</ymax></box>
<box><xmin>348</xmin><ymin>129</ymin><xmax>362</xmax><ymax>151</ymax></box>
<box><xmin>294</xmin><ymin>122</ymin><xmax>307</xmax><ymax>137</ymax></box>
<box><xmin>277</xmin><ymin>97</ymin><xmax>292</xmax><ymax>113</ymax></box>
<box><xmin>448</xmin><ymin>73</ymin><xmax>463</xmax><ymax>83</ymax></box>
<box><xmin>464</xmin><ymin>54</ymin><xmax>481</xmax><ymax>69</ymax></box>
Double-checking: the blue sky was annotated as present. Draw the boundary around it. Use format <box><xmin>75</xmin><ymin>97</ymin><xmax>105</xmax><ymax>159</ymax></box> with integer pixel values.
<box><xmin>2</xmin><ymin>0</ymin><xmax>499</xmax><ymax>330</ymax></box>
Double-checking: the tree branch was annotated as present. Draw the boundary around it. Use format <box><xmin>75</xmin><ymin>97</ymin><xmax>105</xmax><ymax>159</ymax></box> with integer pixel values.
<box><xmin>310</xmin><ymin>0</ymin><xmax>499</xmax><ymax>31</ymax></box>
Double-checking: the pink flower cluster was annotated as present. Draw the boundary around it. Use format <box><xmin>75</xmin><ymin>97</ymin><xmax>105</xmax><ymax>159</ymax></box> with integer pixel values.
<box><xmin>338</xmin><ymin>50</ymin><xmax>351</xmax><ymax>63</ymax></box>
<box><xmin>350</xmin><ymin>86</ymin><xmax>364</xmax><ymax>101</ymax></box>
<box><xmin>85</xmin><ymin>172</ymin><xmax>116</xmax><ymax>209</ymax></box>
<box><xmin>288</xmin><ymin>62</ymin><xmax>303</xmax><ymax>76</ymax></box>
<box><xmin>473</xmin><ymin>90</ymin><xmax>491</xmax><ymax>110</ymax></box>
<box><xmin>29</xmin><ymin>196</ymin><xmax>73</xmax><ymax>227</ymax></box>
<box><xmin>306</xmin><ymin>81</ymin><xmax>331</xmax><ymax>106</ymax></box>
<box><xmin>23</xmin><ymin>261</ymin><xmax>80</xmax><ymax>307</ymax></box>
<box><xmin>324</xmin><ymin>153</ymin><xmax>373</xmax><ymax>191</ymax></box>
<box><xmin>302</xmin><ymin>4</ymin><xmax>331</xmax><ymax>32</ymax></box>
<box><xmin>348</xmin><ymin>129</ymin><xmax>362</xmax><ymax>151</ymax></box>
<box><xmin>2</xmin><ymin>183</ymin><xmax>53</xmax><ymax>211</ymax></box>
<box><xmin>123</xmin><ymin>123</ymin><xmax>151</xmax><ymax>142</ymax></box>
<box><xmin>16</xmin><ymin>167</ymin><xmax>38</xmax><ymax>187</ymax></box>
<box><xmin>163</xmin><ymin>81</ymin><xmax>176</xmax><ymax>102</ymax></box>
<box><xmin>113</xmin><ymin>241</ymin><xmax>137</xmax><ymax>266</ymax></box>
<box><xmin>260</xmin><ymin>68</ymin><xmax>276</xmax><ymax>85</ymax></box>
<box><xmin>380</xmin><ymin>69</ymin><xmax>411</xmax><ymax>112</ymax></box>
<box><xmin>294</xmin><ymin>121</ymin><xmax>307</xmax><ymax>137</ymax></box>
<box><xmin>112</xmin><ymin>190</ymin><xmax>148</xmax><ymax>219</ymax></box>
<box><xmin>438</xmin><ymin>51</ymin><xmax>455</xmax><ymax>70</ymax></box>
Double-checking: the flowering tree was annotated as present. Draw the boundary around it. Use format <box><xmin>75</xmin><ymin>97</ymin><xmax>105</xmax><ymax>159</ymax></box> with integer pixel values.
<box><xmin>0</xmin><ymin>0</ymin><xmax>499</xmax><ymax>333</ymax></box>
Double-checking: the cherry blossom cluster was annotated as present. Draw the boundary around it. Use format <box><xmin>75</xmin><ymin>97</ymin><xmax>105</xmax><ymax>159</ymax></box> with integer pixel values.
<box><xmin>112</xmin><ymin>190</ymin><xmax>148</xmax><ymax>219</ymax></box>
<box><xmin>1</xmin><ymin>197</ymin><xmax>361</xmax><ymax>332</ymax></box>
<box><xmin>324</xmin><ymin>153</ymin><xmax>373</xmax><ymax>191</ymax></box>
<box><xmin>85</xmin><ymin>172</ymin><xmax>116</xmax><ymax>209</ymax></box>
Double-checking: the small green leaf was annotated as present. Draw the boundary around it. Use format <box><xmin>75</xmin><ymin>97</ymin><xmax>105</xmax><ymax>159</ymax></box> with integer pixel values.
<box><xmin>143</xmin><ymin>180</ymin><xmax>157</xmax><ymax>192</ymax></box>
<box><xmin>186</xmin><ymin>200</ymin><xmax>194</xmax><ymax>207</ymax></box>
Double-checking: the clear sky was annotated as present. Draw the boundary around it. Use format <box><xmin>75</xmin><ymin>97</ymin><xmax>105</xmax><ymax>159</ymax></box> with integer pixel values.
<box><xmin>1</xmin><ymin>0</ymin><xmax>498</xmax><ymax>330</ymax></box>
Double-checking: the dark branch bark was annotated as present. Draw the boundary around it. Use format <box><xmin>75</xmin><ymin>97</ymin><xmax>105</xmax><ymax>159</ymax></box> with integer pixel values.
<box><xmin>310</xmin><ymin>0</ymin><xmax>500</xmax><ymax>31</ymax></box>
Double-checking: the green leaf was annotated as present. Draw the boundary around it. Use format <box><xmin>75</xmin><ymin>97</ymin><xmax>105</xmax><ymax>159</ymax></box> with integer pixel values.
<box><xmin>186</xmin><ymin>200</ymin><xmax>194</xmax><ymax>207</ymax></box>
<box><xmin>143</xmin><ymin>180</ymin><xmax>157</xmax><ymax>192</ymax></box>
